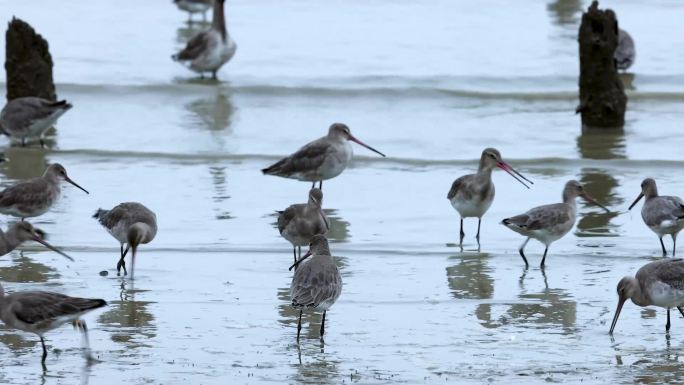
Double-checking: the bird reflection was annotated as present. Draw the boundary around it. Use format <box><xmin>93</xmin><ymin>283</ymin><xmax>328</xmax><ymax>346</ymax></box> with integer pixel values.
<box><xmin>97</xmin><ymin>283</ymin><xmax>156</xmax><ymax>347</ymax></box>
<box><xmin>290</xmin><ymin>353</ymin><xmax>342</xmax><ymax>384</ymax></box>
<box><xmin>0</xmin><ymin>252</ymin><xmax>59</xmax><ymax>283</ymax></box>
<box><xmin>323</xmin><ymin>209</ymin><xmax>350</xmax><ymax>243</ymax></box>
<box><xmin>547</xmin><ymin>0</ymin><xmax>582</xmax><ymax>26</ymax></box>
<box><xmin>446</xmin><ymin>253</ymin><xmax>494</xmax><ymax>300</ymax></box>
<box><xmin>184</xmin><ymin>91</ymin><xmax>235</xmax><ymax>132</ymax></box>
<box><xmin>209</xmin><ymin>165</ymin><xmax>232</xmax><ymax>220</ymax></box>
<box><xmin>576</xmin><ymin>129</ymin><xmax>625</xmax><ymax>235</ymax></box>
<box><xmin>0</xmin><ymin>147</ymin><xmax>48</xmax><ymax>182</ymax></box>
<box><xmin>476</xmin><ymin>270</ymin><xmax>576</xmax><ymax>332</ymax></box>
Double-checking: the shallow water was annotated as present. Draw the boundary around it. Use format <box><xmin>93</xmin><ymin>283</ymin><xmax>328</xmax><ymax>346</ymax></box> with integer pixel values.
<box><xmin>0</xmin><ymin>0</ymin><xmax>684</xmax><ymax>384</ymax></box>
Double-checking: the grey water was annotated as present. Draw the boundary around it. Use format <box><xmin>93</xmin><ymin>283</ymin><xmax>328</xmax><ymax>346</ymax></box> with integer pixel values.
<box><xmin>0</xmin><ymin>0</ymin><xmax>684</xmax><ymax>383</ymax></box>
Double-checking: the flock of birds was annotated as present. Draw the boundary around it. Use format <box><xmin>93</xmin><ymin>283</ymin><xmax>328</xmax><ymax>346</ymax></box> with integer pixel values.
<box><xmin>0</xmin><ymin>0</ymin><xmax>667</xmax><ymax>370</ymax></box>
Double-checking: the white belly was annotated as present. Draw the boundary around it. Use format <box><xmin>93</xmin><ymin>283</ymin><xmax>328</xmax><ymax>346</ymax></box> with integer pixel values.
<box><xmin>191</xmin><ymin>35</ymin><xmax>237</xmax><ymax>72</ymax></box>
<box><xmin>450</xmin><ymin>197</ymin><xmax>492</xmax><ymax>218</ymax></box>
<box><xmin>315</xmin><ymin>142</ymin><xmax>352</xmax><ymax>181</ymax></box>
<box><xmin>649</xmin><ymin>282</ymin><xmax>684</xmax><ymax>308</ymax></box>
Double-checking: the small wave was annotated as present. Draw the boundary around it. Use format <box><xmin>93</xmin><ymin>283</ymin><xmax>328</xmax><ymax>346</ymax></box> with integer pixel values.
<box><xmin>4</xmin><ymin>73</ymin><xmax>684</xmax><ymax>101</ymax></box>
<box><xmin>50</xmin><ymin>149</ymin><xmax>684</xmax><ymax>169</ymax></box>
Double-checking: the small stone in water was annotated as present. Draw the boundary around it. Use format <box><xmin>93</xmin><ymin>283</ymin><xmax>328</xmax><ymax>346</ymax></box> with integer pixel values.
<box><xmin>99</xmin><ymin>270</ymin><xmax>108</xmax><ymax>277</ymax></box>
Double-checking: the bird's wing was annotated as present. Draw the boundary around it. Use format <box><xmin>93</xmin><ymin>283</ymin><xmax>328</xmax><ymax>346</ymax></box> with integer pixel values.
<box><xmin>524</xmin><ymin>203</ymin><xmax>570</xmax><ymax>230</ymax></box>
<box><xmin>174</xmin><ymin>31</ymin><xmax>211</xmax><ymax>61</ymax></box>
<box><xmin>262</xmin><ymin>137</ymin><xmax>330</xmax><ymax>176</ymax></box>
<box><xmin>644</xmin><ymin>197</ymin><xmax>684</xmax><ymax>225</ymax></box>
<box><xmin>10</xmin><ymin>292</ymin><xmax>106</xmax><ymax>324</ymax></box>
<box><xmin>504</xmin><ymin>203</ymin><xmax>569</xmax><ymax>230</ymax></box>
<box><xmin>447</xmin><ymin>175</ymin><xmax>467</xmax><ymax>200</ymax></box>
<box><xmin>0</xmin><ymin>179</ymin><xmax>50</xmax><ymax>208</ymax></box>
<box><xmin>641</xmin><ymin>259</ymin><xmax>684</xmax><ymax>291</ymax></box>
<box><xmin>290</xmin><ymin>261</ymin><xmax>341</xmax><ymax>308</ymax></box>
<box><xmin>96</xmin><ymin>202</ymin><xmax>155</xmax><ymax>230</ymax></box>
<box><xmin>277</xmin><ymin>204</ymin><xmax>303</xmax><ymax>233</ymax></box>
<box><xmin>2</xmin><ymin>98</ymin><xmax>56</xmax><ymax>124</ymax></box>
<box><xmin>310</xmin><ymin>264</ymin><xmax>342</xmax><ymax>307</ymax></box>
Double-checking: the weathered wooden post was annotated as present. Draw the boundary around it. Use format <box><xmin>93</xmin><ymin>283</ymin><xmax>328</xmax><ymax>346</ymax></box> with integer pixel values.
<box><xmin>576</xmin><ymin>1</ymin><xmax>627</xmax><ymax>130</ymax></box>
<box><xmin>5</xmin><ymin>17</ymin><xmax>56</xmax><ymax>101</ymax></box>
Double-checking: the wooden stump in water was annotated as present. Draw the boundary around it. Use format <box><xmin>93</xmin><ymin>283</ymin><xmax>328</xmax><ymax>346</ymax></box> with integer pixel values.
<box><xmin>4</xmin><ymin>17</ymin><xmax>56</xmax><ymax>102</ymax></box>
<box><xmin>576</xmin><ymin>1</ymin><xmax>627</xmax><ymax>130</ymax></box>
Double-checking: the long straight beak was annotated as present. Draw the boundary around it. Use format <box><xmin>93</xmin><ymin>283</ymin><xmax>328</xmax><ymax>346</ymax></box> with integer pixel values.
<box><xmin>580</xmin><ymin>192</ymin><xmax>611</xmax><ymax>213</ymax></box>
<box><xmin>65</xmin><ymin>176</ymin><xmax>89</xmax><ymax>194</ymax></box>
<box><xmin>348</xmin><ymin>135</ymin><xmax>386</xmax><ymax>157</ymax></box>
<box><xmin>32</xmin><ymin>236</ymin><xmax>74</xmax><ymax>261</ymax></box>
<box><xmin>497</xmin><ymin>162</ymin><xmax>532</xmax><ymax>189</ymax></box>
<box><xmin>609</xmin><ymin>297</ymin><xmax>627</xmax><ymax>334</ymax></box>
<box><xmin>289</xmin><ymin>249</ymin><xmax>312</xmax><ymax>271</ymax></box>
<box><xmin>131</xmin><ymin>246</ymin><xmax>137</xmax><ymax>280</ymax></box>
<box><xmin>319</xmin><ymin>208</ymin><xmax>330</xmax><ymax>231</ymax></box>
<box><xmin>628</xmin><ymin>192</ymin><xmax>644</xmax><ymax>210</ymax></box>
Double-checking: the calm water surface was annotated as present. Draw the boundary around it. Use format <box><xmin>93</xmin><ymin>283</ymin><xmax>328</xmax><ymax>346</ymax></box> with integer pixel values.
<box><xmin>1</xmin><ymin>0</ymin><xmax>684</xmax><ymax>384</ymax></box>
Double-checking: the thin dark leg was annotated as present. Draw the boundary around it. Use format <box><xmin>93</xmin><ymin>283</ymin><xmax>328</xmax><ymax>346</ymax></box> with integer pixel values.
<box><xmin>459</xmin><ymin>218</ymin><xmax>465</xmax><ymax>247</ymax></box>
<box><xmin>211</xmin><ymin>71</ymin><xmax>217</xmax><ymax>80</ymax></box>
<box><xmin>519</xmin><ymin>238</ymin><xmax>530</xmax><ymax>268</ymax></box>
<box><xmin>40</xmin><ymin>337</ymin><xmax>48</xmax><ymax>363</ymax></box>
<box><xmin>660</xmin><ymin>237</ymin><xmax>667</xmax><ymax>256</ymax></box>
<box><xmin>116</xmin><ymin>246</ymin><xmax>128</xmax><ymax>276</ymax></box>
<box><xmin>673</xmin><ymin>234</ymin><xmax>678</xmax><ymax>257</ymax></box>
<box><xmin>678</xmin><ymin>306</ymin><xmax>684</xmax><ymax>318</ymax></box>
<box><xmin>296</xmin><ymin>310</ymin><xmax>303</xmax><ymax>343</ymax></box>
<box><xmin>540</xmin><ymin>247</ymin><xmax>549</xmax><ymax>268</ymax></box>
<box><xmin>319</xmin><ymin>180</ymin><xmax>322</xmax><ymax>190</ymax></box>
<box><xmin>320</xmin><ymin>311</ymin><xmax>326</xmax><ymax>338</ymax></box>
<box><xmin>293</xmin><ymin>247</ymin><xmax>297</xmax><ymax>264</ymax></box>
<box><xmin>476</xmin><ymin>218</ymin><xmax>482</xmax><ymax>244</ymax></box>
<box><xmin>311</xmin><ymin>181</ymin><xmax>316</xmax><ymax>189</ymax></box>
<box><xmin>667</xmin><ymin>308</ymin><xmax>672</xmax><ymax>331</ymax></box>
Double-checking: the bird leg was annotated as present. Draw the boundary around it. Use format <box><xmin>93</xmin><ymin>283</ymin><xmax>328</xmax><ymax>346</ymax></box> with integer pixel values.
<box><xmin>76</xmin><ymin>320</ymin><xmax>95</xmax><ymax>362</ymax></box>
<box><xmin>117</xmin><ymin>246</ymin><xmax>128</xmax><ymax>276</ymax></box>
<box><xmin>320</xmin><ymin>310</ymin><xmax>326</xmax><ymax>339</ymax></box>
<box><xmin>40</xmin><ymin>337</ymin><xmax>48</xmax><ymax>363</ymax></box>
<box><xmin>459</xmin><ymin>218</ymin><xmax>465</xmax><ymax>247</ymax></box>
<box><xmin>292</xmin><ymin>247</ymin><xmax>297</xmax><ymax>264</ymax></box>
<box><xmin>540</xmin><ymin>247</ymin><xmax>549</xmax><ymax>268</ymax></box>
<box><xmin>296</xmin><ymin>309</ymin><xmax>303</xmax><ymax>343</ymax></box>
<box><xmin>660</xmin><ymin>237</ymin><xmax>667</xmax><ymax>256</ymax></box>
<box><xmin>667</xmin><ymin>308</ymin><xmax>672</xmax><ymax>331</ymax></box>
<box><xmin>211</xmin><ymin>71</ymin><xmax>217</xmax><ymax>80</ymax></box>
<box><xmin>519</xmin><ymin>238</ymin><xmax>530</xmax><ymax>268</ymax></box>
<box><xmin>678</xmin><ymin>306</ymin><xmax>684</xmax><ymax>318</ymax></box>
<box><xmin>318</xmin><ymin>181</ymin><xmax>323</xmax><ymax>190</ymax></box>
<box><xmin>673</xmin><ymin>234</ymin><xmax>678</xmax><ymax>257</ymax></box>
<box><xmin>476</xmin><ymin>218</ymin><xmax>482</xmax><ymax>245</ymax></box>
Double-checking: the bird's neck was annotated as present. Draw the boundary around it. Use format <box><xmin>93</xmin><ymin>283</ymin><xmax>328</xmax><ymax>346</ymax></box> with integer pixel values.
<box><xmin>128</xmin><ymin>222</ymin><xmax>150</xmax><ymax>245</ymax></box>
<box><xmin>631</xmin><ymin>283</ymin><xmax>650</xmax><ymax>307</ymax></box>
<box><xmin>476</xmin><ymin>165</ymin><xmax>493</xmax><ymax>180</ymax></box>
<box><xmin>312</xmin><ymin>244</ymin><xmax>331</xmax><ymax>257</ymax></box>
<box><xmin>212</xmin><ymin>0</ymin><xmax>227</xmax><ymax>41</ymax></box>
<box><xmin>562</xmin><ymin>189</ymin><xmax>577</xmax><ymax>205</ymax></box>
<box><xmin>0</xmin><ymin>228</ymin><xmax>21</xmax><ymax>255</ymax></box>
